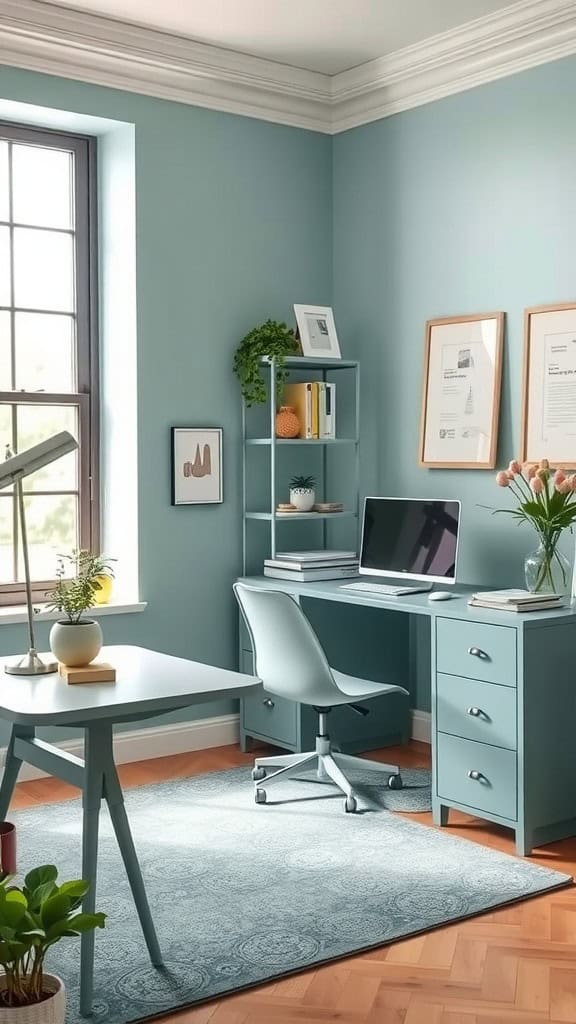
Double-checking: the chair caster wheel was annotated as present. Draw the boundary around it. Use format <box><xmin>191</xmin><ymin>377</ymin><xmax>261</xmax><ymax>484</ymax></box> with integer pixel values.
<box><xmin>388</xmin><ymin>774</ymin><xmax>403</xmax><ymax>790</ymax></box>
<box><xmin>255</xmin><ymin>788</ymin><xmax>267</xmax><ymax>804</ymax></box>
<box><xmin>252</xmin><ymin>767</ymin><xmax>266</xmax><ymax>781</ymax></box>
<box><xmin>344</xmin><ymin>796</ymin><xmax>357</xmax><ymax>813</ymax></box>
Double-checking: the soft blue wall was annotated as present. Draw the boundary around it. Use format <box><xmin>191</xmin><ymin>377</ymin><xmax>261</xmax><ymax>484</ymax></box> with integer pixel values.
<box><xmin>0</xmin><ymin>67</ymin><xmax>332</xmax><ymax>739</ymax></box>
<box><xmin>333</xmin><ymin>56</ymin><xmax>576</xmax><ymax>588</ymax></box>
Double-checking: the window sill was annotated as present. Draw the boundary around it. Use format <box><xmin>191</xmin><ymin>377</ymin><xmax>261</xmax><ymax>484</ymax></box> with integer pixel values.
<box><xmin>0</xmin><ymin>601</ymin><xmax>147</xmax><ymax>626</ymax></box>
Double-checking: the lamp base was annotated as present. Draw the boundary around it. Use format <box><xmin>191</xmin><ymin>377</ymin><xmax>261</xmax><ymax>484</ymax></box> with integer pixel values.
<box><xmin>5</xmin><ymin>649</ymin><xmax>58</xmax><ymax>676</ymax></box>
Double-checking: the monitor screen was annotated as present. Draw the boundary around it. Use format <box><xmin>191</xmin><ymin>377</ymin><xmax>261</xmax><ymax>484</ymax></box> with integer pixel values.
<box><xmin>360</xmin><ymin>497</ymin><xmax>461</xmax><ymax>584</ymax></box>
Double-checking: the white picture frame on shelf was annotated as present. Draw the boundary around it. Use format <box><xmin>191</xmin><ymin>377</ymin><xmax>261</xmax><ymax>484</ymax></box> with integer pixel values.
<box><xmin>294</xmin><ymin>304</ymin><xmax>341</xmax><ymax>359</ymax></box>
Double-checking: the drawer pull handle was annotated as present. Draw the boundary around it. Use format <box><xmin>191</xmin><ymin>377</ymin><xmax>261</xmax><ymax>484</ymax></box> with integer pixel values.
<box><xmin>468</xmin><ymin>646</ymin><xmax>488</xmax><ymax>659</ymax></box>
<box><xmin>467</xmin><ymin>769</ymin><xmax>484</xmax><ymax>781</ymax></box>
<box><xmin>467</xmin><ymin>706</ymin><xmax>483</xmax><ymax>717</ymax></box>
<box><xmin>263</xmin><ymin>698</ymin><xmax>275</xmax><ymax>709</ymax></box>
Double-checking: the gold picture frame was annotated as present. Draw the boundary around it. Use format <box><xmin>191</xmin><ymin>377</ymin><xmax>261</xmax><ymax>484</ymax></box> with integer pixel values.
<box><xmin>419</xmin><ymin>312</ymin><xmax>504</xmax><ymax>469</ymax></box>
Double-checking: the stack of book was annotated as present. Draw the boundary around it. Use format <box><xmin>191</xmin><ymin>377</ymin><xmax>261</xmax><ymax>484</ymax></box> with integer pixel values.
<box><xmin>284</xmin><ymin>382</ymin><xmax>335</xmax><ymax>439</ymax></box>
<box><xmin>264</xmin><ymin>550</ymin><xmax>358</xmax><ymax>581</ymax></box>
<box><xmin>468</xmin><ymin>589</ymin><xmax>566</xmax><ymax>613</ymax></box>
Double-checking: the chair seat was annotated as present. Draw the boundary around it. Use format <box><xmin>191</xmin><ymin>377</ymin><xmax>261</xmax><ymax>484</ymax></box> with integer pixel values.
<box><xmin>325</xmin><ymin>669</ymin><xmax>408</xmax><ymax>706</ymax></box>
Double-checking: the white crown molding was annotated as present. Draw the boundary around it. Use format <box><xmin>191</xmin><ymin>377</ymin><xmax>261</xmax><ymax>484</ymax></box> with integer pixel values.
<box><xmin>0</xmin><ymin>0</ymin><xmax>576</xmax><ymax>133</ymax></box>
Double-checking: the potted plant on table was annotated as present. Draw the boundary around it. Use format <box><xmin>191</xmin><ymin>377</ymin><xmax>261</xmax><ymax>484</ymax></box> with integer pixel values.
<box><xmin>494</xmin><ymin>459</ymin><xmax>576</xmax><ymax>594</ymax></box>
<box><xmin>233</xmin><ymin>319</ymin><xmax>299</xmax><ymax>407</ymax></box>
<box><xmin>289</xmin><ymin>475</ymin><xmax>316</xmax><ymax>512</ymax></box>
<box><xmin>0</xmin><ymin>864</ymin><xmax>105</xmax><ymax>1023</ymax></box>
<box><xmin>46</xmin><ymin>551</ymin><xmax>115</xmax><ymax>667</ymax></box>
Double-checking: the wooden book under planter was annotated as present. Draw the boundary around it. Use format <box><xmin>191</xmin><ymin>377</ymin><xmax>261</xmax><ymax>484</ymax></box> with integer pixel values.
<box><xmin>58</xmin><ymin>662</ymin><xmax>116</xmax><ymax>684</ymax></box>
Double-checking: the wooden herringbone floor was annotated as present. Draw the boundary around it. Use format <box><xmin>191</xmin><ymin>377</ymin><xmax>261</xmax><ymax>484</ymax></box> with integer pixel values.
<box><xmin>13</xmin><ymin>742</ymin><xmax>576</xmax><ymax>1024</ymax></box>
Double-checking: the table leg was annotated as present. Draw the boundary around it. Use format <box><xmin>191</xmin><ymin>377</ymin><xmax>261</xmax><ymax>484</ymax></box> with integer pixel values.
<box><xmin>100</xmin><ymin>726</ymin><xmax>163</xmax><ymax>966</ymax></box>
<box><xmin>0</xmin><ymin>725</ymin><xmax>34</xmax><ymax>820</ymax></box>
<box><xmin>80</xmin><ymin>729</ymin><xmax>104</xmax><ymax>1017</ymax></box>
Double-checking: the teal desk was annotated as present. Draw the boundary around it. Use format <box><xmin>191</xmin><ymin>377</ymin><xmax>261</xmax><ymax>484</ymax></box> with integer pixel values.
<box><xmin>238</xmin><ymin>576</ymin><xmax>576</xmax><ymax>856</ymax></box>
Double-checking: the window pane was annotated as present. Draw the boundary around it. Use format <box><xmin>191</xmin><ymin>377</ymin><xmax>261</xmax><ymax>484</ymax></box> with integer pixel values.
<box><xmin>20</xmin><ymin>493</ymin><xmax>78</xmax><ymax>582</ymax></box>
<box><xmin>17</xmin><ymin>404</ymin><xmax>78</xmax><ymax>491</ymax></box>
<box><xmin>13</xmin><ymin>228</ymin><xmax>74</xmax><ymax>312</ymax></box>
<box><xmin>0</xmin><ymin>312</ymin><xmax>11</xmax><ymax>389</ymax></box>
<box><xmin>14</xmin><ymin>313</ymin><xmax>75</xmax><ymax>392</ymax></box>
<box><xmin>0</xmin><ymin>142</ymin><xmax>8</xmax><ymax>222</ymax></box>
<box><xmin>0</xmin><ymin>497</ymin><xmax>14</xmax><ymax>584</ymax></box>
<box><xmin>12</xmin><ymin>145</ymin><xmax>73</xmax><ymax>230</ymax></box>
<box><xmin>0</xmin><ymin>226</ymin><xmax>10</xmax><ymax>306</ymax></box>
<box><xmin>0</xmin><ymin>402</ymin><xmax>14</xmax><ymax>467</ymax></box>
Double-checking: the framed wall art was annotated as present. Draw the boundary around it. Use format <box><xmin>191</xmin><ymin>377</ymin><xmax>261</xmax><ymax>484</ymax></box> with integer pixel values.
<box><xmin>293</xmin><ymin>304</ymin><xmax>341</xmax><ymax>359</ymax></box>
<box><xmin>521</xmin><ymin>303</ymin><xmax>576</xmax><ymax>465</ymax></box>
<box><xmin>171</xmin><ymin>427</ymin><xmax>223</xmax><ymax>505</ymax></box>
<box><xmin>419</xmin><ymin>312</ymin><xmax>504</xmax><ymax>469</ymax></box>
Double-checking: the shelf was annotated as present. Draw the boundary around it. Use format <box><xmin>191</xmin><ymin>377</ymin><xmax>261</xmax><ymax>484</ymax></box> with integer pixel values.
<box><xmin>246</xmin><ymin>511</ymin><xmax>358</xmax><ymax>521</ymax></box>
<box><xmin>245</xmin><ymin>438</ymin><xmax>359</xmax><ymax>446</ymax></box>
<box><xmin>260</xmin><ymin>356</ymin><xmax>358</xmax><ymax>371</ymax></box>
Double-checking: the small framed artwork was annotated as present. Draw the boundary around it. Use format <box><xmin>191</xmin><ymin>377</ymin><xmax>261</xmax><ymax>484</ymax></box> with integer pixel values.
<box><xmin>521</xmin><ymin>303</ymin><xmax>576</xmax><ymax>465</ymax></box>
<box><xmin>171</xmin><ymin>427</ymin><xmax>223</xmax><ymax>505</ymax></box>
<box><xmin>294</xmin><ymin>304</ymin><xmax>341</xmax><ymax>359</ymax></box>
<box><xmin>419</xmin><ymin>312</ymin><xmax>504</xmax><ymax>469</ymax></box>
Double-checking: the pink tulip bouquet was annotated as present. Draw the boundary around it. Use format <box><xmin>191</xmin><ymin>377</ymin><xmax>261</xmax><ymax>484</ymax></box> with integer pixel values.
<box><xmin>494</xmin><ymin>459</ymin><xmax>576</xmax><ymax>593</ymax></box>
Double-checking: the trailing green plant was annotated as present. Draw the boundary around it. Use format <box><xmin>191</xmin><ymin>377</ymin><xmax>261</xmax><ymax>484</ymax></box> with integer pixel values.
<box><xmin>290</xmin><ymin>475</ymin><xmax>316</xmax><ymax>490</ymax></box>
<box><xmin>233</xmin><ymin>319</ymin><xmax>299</xmax><ymax>406</ymax></box>
<box><xmin>46</xmin><ymin>551</ymin><xmax>115</xmax><ymax>624</ymax></box>
<box><xmin>0</xmin><ymin>864</ymin><xmax>105</xmax><ymax>1007</ymax></box>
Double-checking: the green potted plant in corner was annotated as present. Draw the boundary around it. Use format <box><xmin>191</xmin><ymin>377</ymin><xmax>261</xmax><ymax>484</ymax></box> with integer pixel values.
<box><xmin>289</xmin><ymin>475</ymin><xmax>316</xmax><ymax>512</ymax></box>
<box><xmin>46</xmin><ymin>551</ymin><xmax>115</xmax><ymax>667</ymax></box>
<box><xmin>233</xmin><ymin>319</ymin><xmax>299</xmax><ymax>407</ymax></box>
<box><xmin>0</xmin><ymin>863</ymin><xmax>105</xmax><ymax>1024</ymax></box>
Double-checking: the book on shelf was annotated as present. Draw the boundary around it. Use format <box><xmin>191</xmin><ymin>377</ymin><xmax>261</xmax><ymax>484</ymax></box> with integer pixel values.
<box><xmin>265</xmin><ymin>556</ymin><xmax>358</xmax><ymax>571</ymax></box>
<box><xmin>276</xmin><ymin>550</ymin><xmax>356</xmax><ymax>562</ymax></box>
<box><xmin>264</xmin><ymin>565</ymin><xmax>359</xmax><ymax>582</ymax></box>
<box><xmin>283</xmin><ymin>382</ymin><xmax>336</xmax><ymax>440</ymax></box>
<box><xmin>319</xmin><ymin>382</ymin><xmax>335</xmax><ymax>439</ymax></box>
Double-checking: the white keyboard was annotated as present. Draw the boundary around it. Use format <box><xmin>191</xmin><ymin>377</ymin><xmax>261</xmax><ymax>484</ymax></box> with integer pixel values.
<box><xmin>340</xmin><ymin>582</ymin><xmax>432</xmax><ymax>597</ymax></box>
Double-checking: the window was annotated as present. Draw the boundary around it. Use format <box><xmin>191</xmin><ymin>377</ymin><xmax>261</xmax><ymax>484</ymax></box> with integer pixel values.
<box><xmin>0</xmin><ymin>123</ymin><xmax>98</xmax><ymax>604</ymax></box>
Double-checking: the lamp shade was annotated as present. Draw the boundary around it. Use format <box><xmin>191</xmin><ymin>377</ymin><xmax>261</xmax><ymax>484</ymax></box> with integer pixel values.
<box><xmin>0</xmin><ymin>430</ymin><xmax>78</xmax><ymax>490</ymax></box>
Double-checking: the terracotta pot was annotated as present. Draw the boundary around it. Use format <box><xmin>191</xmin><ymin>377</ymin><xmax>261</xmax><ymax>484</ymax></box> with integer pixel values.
<box><xmin>275</xmin><ymin>406</ymin><xmax>300</xmax><ymax>439</ymax></box>
<box><xmin>0</xmin><ymin>975</ymin><xmax>66</xmax><ymax>1024</ymax></box>
<box><xmin>49</xmin><ymin>620</ymin><xmax>103</xmax><ymax>667</ymax></box>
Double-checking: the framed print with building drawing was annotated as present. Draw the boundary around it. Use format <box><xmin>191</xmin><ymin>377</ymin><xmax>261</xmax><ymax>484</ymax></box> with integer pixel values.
<box><xmin>171</xmin><ymin>427</ymin><xmax>223</xmax><ymax>505</ymax></box>
<box><xmin>521</xmin><ymin>303</ymin><xmax>576</xmax><ymax>466</ymax></box>
<box><xmin>419</xmin><ymin>312</ymin><xmax>504</xmax><ymax>469</ymax></box>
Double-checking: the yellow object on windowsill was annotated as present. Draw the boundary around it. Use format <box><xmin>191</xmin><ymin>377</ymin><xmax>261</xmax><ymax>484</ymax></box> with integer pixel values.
<box><xmin>93</xmin><ymin>574</ymin><xmax>113</xmax><ymax>605</ymax></box>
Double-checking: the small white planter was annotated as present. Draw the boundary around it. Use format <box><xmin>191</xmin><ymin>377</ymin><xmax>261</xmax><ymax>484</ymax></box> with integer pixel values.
<box><xmin>49</xmin><ymin>620</ymin><xmax>103</xmax><ymax>667</ymax></box>
<box><xmin>289</xmin><ymin>487</ymin><xmax>315</xmax><ymax>512</ymax></box>
<box><xmin>0</xmin><ymin>975</ymin><xmax>66</xmax><ymax>1024</ymax></box>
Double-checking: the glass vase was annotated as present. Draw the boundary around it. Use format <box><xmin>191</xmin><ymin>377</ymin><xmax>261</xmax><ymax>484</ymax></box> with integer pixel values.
<box><xmin>524</xmin><ymin>543</ymin><xmax>572</xmax><ymax>596</ymax></box>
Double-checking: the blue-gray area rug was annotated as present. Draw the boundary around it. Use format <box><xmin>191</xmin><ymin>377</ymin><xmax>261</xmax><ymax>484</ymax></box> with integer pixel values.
<box><xmin>11</xmin><ymin>765</ymin><xmax>571</xmax><ymax>1023</ymax></box>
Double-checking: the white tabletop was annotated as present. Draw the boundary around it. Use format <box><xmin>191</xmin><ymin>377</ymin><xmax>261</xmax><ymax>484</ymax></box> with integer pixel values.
<box><xmin>0</xmin><ymin>645</ymin><xmax>261</xmax><ymax>725</ymax></box>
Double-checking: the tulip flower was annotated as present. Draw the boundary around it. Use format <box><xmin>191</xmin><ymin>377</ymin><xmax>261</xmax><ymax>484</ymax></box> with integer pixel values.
<box><xmin>556</xmin><ymin>479</ymin><xmax>571</xmax><ymax>495</ymax></box>
<box><xmin>569</xmin><ymin>475</ymin><xmax>576</xmax><ymax>490</ymax></box>
<box><xmin>525</xmin><ymin>464</ymin><xmax>537</xmax><ymax>480</ymax></box>
<box><xmin>508</xmin><ymin>460</ymin><xmax>521</xmax><ymax>475</ymax></box>
<box><xmin>495</xmin><ymin>471</ymin><xmax>510</xmax><ymax>487</ymax></box>
<box><xmin>554</xmin><ymin>469</ymin><xmax>566</xmax><ymax>486</ymax></box>
<box><xmin>530</xmin><ymin>476</ymin><xmax>544</xmax><ymax>494</ymax></box>
<box><xmin>540</xmin><ymin>459</ymin><xmax>550</xmax><ymax>470</ymax></box>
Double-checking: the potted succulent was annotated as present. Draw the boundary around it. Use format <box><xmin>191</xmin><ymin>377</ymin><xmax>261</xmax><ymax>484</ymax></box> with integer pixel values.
<box><xmin>46</xmin><ymin>551</ymin><xmax>115</xmax><ymax>667</ymax></box>
<box><xmin>289</xmin><ymin>475</ymin><xmax>316</xmax><ymax>512</ymax></box>
<box><xmin>0</xmin><ymin>863</ymin><xmax>105</xmax><ymax>1024</ymax></box>
<box><xmin>233</xmin><ymin>319</ymin><xmax>299</xmax><ymax>406</ymax></box>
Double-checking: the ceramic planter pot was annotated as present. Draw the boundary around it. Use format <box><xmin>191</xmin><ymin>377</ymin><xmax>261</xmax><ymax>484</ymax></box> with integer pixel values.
<box><xmin>92</xmin><ymin>573</ymin><xmax>113</xmax><ymax>605</ymax></box>
<box><xmin>0</xmin><ymin>975</ymin><xmax>66</xmax><ymax>1024</ymax></box>
<box><xmin>289</xmin><ymin>487</ymin><xmax>315</xmax><ymax>511</ymax></box>
<box><xmin>49</xmin><ymin>620</ymin><xmax>103</xmax><ymax>667</ymax></box>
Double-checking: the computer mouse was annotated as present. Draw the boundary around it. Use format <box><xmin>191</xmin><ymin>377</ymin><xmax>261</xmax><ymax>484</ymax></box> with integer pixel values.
<box><xmin>428</xmin><ymin>591</ymin><xmax>453</xmax><ymax>602</ymax></box>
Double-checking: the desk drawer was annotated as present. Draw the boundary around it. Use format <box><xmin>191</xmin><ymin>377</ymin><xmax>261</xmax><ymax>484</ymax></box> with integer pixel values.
<box><xmin>436</xmin><ymin>673</ymin><xmax>517</xmax><ymax>750</ymax></box>
<box><xmin>436</xmin><ymin>618</ymin><xmax>516</xmax><ymax>686</ymax></box>
<box><xmin>437</xmin><ymin>733</ymin><xmax>517</xmax><ymax>821</ymax></box>
<box><xmin>242</xmin><ymin>689</ymin><xmax>298</xmax><ymax>747</ymax></box>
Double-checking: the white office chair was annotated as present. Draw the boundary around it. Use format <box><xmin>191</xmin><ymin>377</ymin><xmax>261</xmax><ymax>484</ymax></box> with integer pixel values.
<box><xmin>234</xmin><ymin>582</ymin><xmax>409</xmax><ymax>813</ymax></box>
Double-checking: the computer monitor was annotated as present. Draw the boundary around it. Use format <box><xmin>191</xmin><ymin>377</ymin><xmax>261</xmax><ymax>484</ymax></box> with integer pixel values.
<box><xmin>359</xmin><ymin>497</ymin><xmax>461</xmax><ymax>585</ymax></box>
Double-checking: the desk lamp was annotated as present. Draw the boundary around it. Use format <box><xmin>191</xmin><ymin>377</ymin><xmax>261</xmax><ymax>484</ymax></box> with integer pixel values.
<box><xmin>1</xmin><ymin>431</ymin><xmax>79</xmax><ymax>676</ymax></box>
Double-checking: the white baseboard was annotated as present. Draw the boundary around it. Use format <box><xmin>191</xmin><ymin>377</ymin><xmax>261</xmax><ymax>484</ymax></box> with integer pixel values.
<box><xmin>6</xmin><ymin>713</ymin><xmax>241</xmax><ymax>783</ymax></box>
<box><xmin>411</xmin><ymin>710</ymin><xmax>431</xmax><ymax>744</ymax></box>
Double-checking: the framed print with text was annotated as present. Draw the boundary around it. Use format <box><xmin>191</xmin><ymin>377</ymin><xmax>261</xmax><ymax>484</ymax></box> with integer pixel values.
<box><xmin>171</xmin><ymin>427</ymin><xmax>223</xmax><ymax>505</ymax></box>
<box><xmin>419</xmin><ymin>312</ymin><xmax>504</xmax><ymax>469</ymax></box>
<box><xmin>293</xmin><ymin>304</ymin><xmax>341</xmax><ymax>359</ymax></box>
<box><xmin>521</xmin><ymin>303</ymin><xmax>576</xmax><ymax>466</ymax></box>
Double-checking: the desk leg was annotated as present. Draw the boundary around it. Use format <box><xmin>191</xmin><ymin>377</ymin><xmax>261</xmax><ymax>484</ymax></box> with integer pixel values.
<box><xmin>0</xmin><ymin>725</ymin><xmax>34</xmax><ymax>820</ymax></box>
<box><xmin>432</xmin><ymin>801</ymin><xmax>450</xmax><ymax>826</ymax></box>
<box><xmin>99</xmin><ymin>726</ymin><xmax>163</xmax><ymax>967</ymax></box>
<box><xmin>80</xmin><ymin>728</ymin><xmax>105</xmax><ymax>1017</ymax></box>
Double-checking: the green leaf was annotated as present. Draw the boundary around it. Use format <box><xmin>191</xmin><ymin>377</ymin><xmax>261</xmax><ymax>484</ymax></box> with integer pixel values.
<box><xmin>40</xmin><ymin>893</ymin><xmax>70</xmax><ymax>930</ymax></box>
<box><xmin>66</xmin><ymin>912</ymin><xmax>106</xmax><ymax>933</ymax></box>
<box><xmin>58</xmin><ymin>880</ymin><xmax>90</xmax><ymax>901</ymax></box>
<box><xmin>24</xmin><ymin>866</ymin><xmax>58</xmax><ymax>893</ymax></box>
<box><xmin>26</xmin><ymin>881</ymin><xmax>57</xmax><ymax>910</ymax></box>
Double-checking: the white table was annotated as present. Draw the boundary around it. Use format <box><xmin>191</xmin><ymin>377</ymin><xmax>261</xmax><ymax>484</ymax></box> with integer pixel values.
<box><xmin>0</xmin><ymin>645</ymin><xmax>260</xmax><ymax>1015</ymax></box>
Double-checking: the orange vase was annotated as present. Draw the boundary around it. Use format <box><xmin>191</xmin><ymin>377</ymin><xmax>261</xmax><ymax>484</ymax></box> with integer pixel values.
<box><xmin>275</xmin><ymin>406</ymin><xmax>300</xmax><ymax>439</ymax></box>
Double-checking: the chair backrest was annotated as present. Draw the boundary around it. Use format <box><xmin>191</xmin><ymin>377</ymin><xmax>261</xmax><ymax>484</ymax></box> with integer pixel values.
<box><xmin>233</xmin><ymin>583</ymin><xmax>343</xmax><ymax>705</ymax></box>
